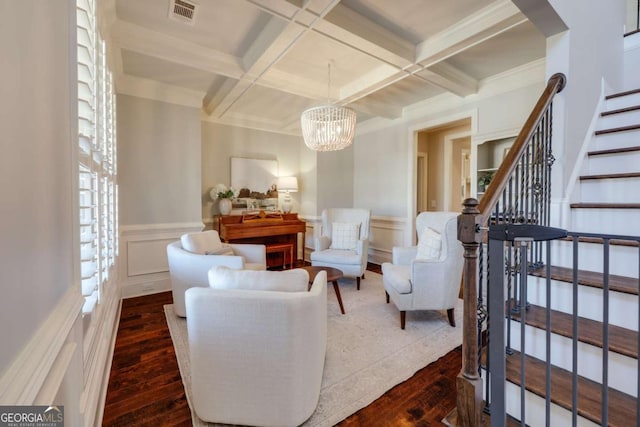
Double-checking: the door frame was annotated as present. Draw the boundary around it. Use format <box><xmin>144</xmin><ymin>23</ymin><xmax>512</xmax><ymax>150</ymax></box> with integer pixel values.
<box><xmin>443</xmin><ymin>132</ymin><xmax>472</xmax><ymax>211</ymax></box>
<box><xmin>407</xmin><ymin>109</ymin><xmax>477</xmax><ymax>246</ymax></box>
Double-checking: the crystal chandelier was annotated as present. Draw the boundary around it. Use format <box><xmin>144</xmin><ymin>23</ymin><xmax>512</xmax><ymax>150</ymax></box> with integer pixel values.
<box><xmin>301</xmin><ymin>64</ymin><xmax>356</xmax><ymax>151</ymax></box>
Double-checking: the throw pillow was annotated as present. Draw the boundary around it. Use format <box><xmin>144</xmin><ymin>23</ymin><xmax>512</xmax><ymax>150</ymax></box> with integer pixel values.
<box><xmin>208</xmin><ymin>266</ymin><xmax>309</xmax><ymax>292</ymax></box>
<box><xmin>330</xmin><ymin>222</ymin><xmax>360</xmax><ymax>250</ymax></box>
<box><xmin>416</xmin><ymin>227</ymin><xmax>442</xmax><ymax>260</ymax></box>
<box><xmin>205</xmin><ymin>243</ymin><xmax>234</xmax><ymax>256</ymax></box>
<box><xmin>181</xmin><ymin>230</ymin><xmax>223</xmax><ymax>255</ymax></box>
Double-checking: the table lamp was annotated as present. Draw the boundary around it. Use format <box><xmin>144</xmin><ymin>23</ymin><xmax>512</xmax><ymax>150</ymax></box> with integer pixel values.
<box><xmin>277</xmin><ymin>176</ymin><xmax>298</xmax><ymax>213</ymax></box>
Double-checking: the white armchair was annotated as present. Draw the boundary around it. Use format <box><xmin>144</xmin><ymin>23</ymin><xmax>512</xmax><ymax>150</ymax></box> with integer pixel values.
<box><xmin>310</xmin><ymin>208</ymin><xmax>371</xmax><ymax>290</ymax></box>
<box><xmin>185</xmin><ymin>267</ymin><xmax>327</xmax><ymax>426</ymax></box>
<box><xmin>382</xmin><ymin>212</ymin><xmax>463</xmax><ymax>329</ymax></box>
<box><xmin>166</xmin><ymin>230</ymin><xmax>266</xmax><ymax>317</ymax></box>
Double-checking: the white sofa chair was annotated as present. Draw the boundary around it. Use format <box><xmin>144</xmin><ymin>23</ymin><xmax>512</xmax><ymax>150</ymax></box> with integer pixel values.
<box><xmin>185</xmin><ymin>266</ymin><xmax>327</xmax><ymax>427</ymax></box>
<box><xmin>166</xmin><ymin>230</ymin><xmax>266</xmax><ymax>317</ymax></box>
<box><xmin>310</xmin><ymin>208</ymin><xmax>371</xmax><ymax>290</ymax></box>
<box><xmin>382</xmin><ymin>211</ymin><xmax>463</xmax><ymax>329</ymax></box>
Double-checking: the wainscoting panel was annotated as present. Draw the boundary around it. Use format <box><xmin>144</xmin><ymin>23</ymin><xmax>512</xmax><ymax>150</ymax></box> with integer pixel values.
<box><xmin>127</xmin><ymin>238</ymin><xmax>175</xmax><ymax>276</ymax></box>
<box><xmin>368</xmin><ymin>216</ymin><xmax>407</xmax><ymax>265</ymax></box>
<box><xmin>120</xmin><ymin>222</ymin><xmax>203</xmax><ymax>298</ymax></box>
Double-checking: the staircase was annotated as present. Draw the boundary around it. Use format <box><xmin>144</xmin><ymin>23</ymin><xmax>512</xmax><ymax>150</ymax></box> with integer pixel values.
<box><xmin>495</xmin><ymin>88</ymin><xmax>640</xmax><ymax>426</ymax></box>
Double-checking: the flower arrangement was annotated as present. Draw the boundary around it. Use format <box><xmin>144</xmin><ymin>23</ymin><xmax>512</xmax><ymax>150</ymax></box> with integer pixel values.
<box><xmin>211</xmin><ymin>183</ymin><xmax>237</xmax><ymax>200</ymax></box>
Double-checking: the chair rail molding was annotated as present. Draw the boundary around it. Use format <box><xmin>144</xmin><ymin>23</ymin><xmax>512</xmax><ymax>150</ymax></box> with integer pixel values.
<box><xmin>120</xmin><ymin>222</ymin><xmax>204</xmax><ymax>298</ymax></box>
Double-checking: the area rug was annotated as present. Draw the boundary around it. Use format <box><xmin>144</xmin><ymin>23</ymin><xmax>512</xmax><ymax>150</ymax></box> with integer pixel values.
<box><xmin>164</xmin><ymin>271</ymin><xmax>463</xmax><ymax>427</ymax></box>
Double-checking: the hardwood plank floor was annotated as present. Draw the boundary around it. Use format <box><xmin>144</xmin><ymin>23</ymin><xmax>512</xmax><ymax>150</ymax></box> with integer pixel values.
<box><xmin>103</xmin><ymin>264</ymin><xmax>460</xmax><ymax>426</ymax></box>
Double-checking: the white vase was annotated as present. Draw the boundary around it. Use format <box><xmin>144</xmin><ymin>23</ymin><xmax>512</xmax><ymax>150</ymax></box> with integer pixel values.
<box><xmin>219</xmin><ymin>198</ymin><xmax>232</xmax><ymax>215</ymax></box>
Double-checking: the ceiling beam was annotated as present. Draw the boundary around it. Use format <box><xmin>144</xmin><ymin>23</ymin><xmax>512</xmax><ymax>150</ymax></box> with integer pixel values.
<box><xmin>415</xmin><ymin>0</ymin><xmax>527</xmax><ymax>67</ymax></box>
<box><xmin>206</xmin><ymin>0</ymin><xmax>342</xmax><ymax>118</ymax></box>
<box><xmin>111</xmin><ymin>20</ymin><xmax>245</xmax><ymax>79</ymax></box>
<box><xmin>114</xmin><ymin>73</ymin><xmax>204</xmax><ymax>108</ymax></box>
<box><xmin>417</xmin><ymin>62</ymin><xmax>478</xmax><ymax>97</ymax></box>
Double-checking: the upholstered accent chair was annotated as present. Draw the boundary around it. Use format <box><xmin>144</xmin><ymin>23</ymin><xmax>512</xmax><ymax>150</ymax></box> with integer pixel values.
<box><xmin>310</xmin><ymin>208</ymin><xmax>371</xmax><ymax>290</ymax></box>
<box><xmin>185</xmin><ymin>267</ymin><xmax>327</xmax><ymax>426</ymax></box>
<box><xmin>382</xmin><ymin>211</ymin><xmax>463</xmax><ymax>329</ymax></box>
<box><xmin>166</xmin><ymin>230</ymin><xmax>266</xmax><ymax>317</ymax></box>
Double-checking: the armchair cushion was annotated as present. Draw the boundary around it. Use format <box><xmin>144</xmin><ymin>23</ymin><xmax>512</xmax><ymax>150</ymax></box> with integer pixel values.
<box><xmin>181</xmin><ymin>230</ymin><xmax>223</xmax><ymax>255</ymax></box>
<box><xmin>310</xmin><ymin>248</ymin><xmax>361</xmax><ymax>265</ymax></box>
<box><xmin>416</xmin><ymin>227</ymin><xmax>442</xmax><ymax>260</ymax></box>
<box><xmin>329</xmin><ymin>222</ymin><xmax>360</xmax><ymax>250</ymax></box>
<box><xmin>209</xmin><ymin>266</ymin><xmax>309</xmax><ymax>293</ymax></box>
<box><xmin>205</xmin><ymin>243</ymin><xmax>234</xmax><ymax>256</ymax></box>
<box><xmin>381</xmin><ymin>263</ymin><xmax>412</xmax><ymax>294</ymax></box>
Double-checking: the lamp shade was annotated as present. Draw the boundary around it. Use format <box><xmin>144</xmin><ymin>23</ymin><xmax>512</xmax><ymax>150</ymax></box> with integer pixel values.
<box><xmin>301</xmin><ymin>105</ymin><xmax>356</xmax><ymax>151</ymax></box>
<box><xmin>277</xmin><ymin>176</ymin><xmax>298</xmax><ymax>192</ymax></box>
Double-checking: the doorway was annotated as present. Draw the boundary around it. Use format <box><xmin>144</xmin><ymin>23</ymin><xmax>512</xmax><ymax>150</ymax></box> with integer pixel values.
<box><xmin>415</xmin><ymin>119</ymin><xmax>471</xmax><ymax>213</ymax></box>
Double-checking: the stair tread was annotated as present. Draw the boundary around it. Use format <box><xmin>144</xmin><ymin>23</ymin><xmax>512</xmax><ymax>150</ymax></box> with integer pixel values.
<box><xmin>595</xmin><ymin>124</ymin><xmax>640</xmax><ymax>135</ymax></box>
<box><xmin>606</xmin><ymin>88</ymin><xmax>640</xmax><ymax>99</ymax></box>
<box><xmin>588</xmin><ymin>145</ymin><xmax>640</xmax><ymax>156</ymax></box>
<box><xmin>570</xmin><ymin>202</ymin><xmax>640</xmax><ymax>208</ymax></box>
<box><xmin>559</xmin><ymin>235</ymin><xmax>639</xmax><ymax>248</ymax></box>
<box><xmin>580</xmin><ymin>172</ymin><xmax>640</xmax><ymax>180</ymax></box>
<box><xmin>504</xmin><ymin>350</ymin><xmax>637</xmax><ymax>427</ymax></box>
<box><xmin>508</xmin><ymin>302</ymin><xmax>638</xmax><ymax>359</ymax></box>
<box><xmin>530</xmin><ymin>265</ymin><xmax>639</xmax><ymax>295</ymax></box>
<box><xmin>601</xmin><ymin>104</ymin><xmax>640</xmax><ymax>116</ymax></box>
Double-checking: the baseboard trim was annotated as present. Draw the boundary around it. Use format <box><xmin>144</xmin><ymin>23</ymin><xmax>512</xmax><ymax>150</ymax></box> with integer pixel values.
<box><xmin>122</xmin><ymin>276</ymin><xmax>172</xmax><ymax>299</ymax></box>
<box><xmin>0</xmin><ymin>286</ymin><xmax>84</xmax><ymax>404</ymax></box>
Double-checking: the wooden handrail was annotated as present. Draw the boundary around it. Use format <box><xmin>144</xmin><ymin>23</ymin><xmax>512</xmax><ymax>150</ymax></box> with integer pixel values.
<box><xmin>453</xmin><ymin>72</ymin><xmax>566</xmax><ymax>427</ymax></box>
<box><xmin>477</xmin><ymin>73</ymin><xmax>566</xmax><ymax>224</ymax></box>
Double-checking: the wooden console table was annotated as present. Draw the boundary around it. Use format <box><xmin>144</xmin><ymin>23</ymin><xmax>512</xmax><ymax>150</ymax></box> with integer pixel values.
<box><xmin>218</xmin><ymin>212</ymin><xmax>305</xmax><ymax>269</ymax></box>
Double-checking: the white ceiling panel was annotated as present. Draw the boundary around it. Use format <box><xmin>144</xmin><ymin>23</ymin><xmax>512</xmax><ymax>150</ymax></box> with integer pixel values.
<box><xmin>443</xmin><ymin>21</ymin><xmax>546</xmax><ymax>81</ymax></box>
<box><xmin>116</xmin><ymin>0</ymin><xmax>269</xmax><ymax>55</ymax></box>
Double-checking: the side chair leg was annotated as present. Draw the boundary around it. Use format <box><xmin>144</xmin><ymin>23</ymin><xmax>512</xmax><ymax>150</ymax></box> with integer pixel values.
<box><xmin>356</xmin><ymin>276</ymin><xmax>360</xmax><ymax>290</ymax></box>
<box><xmin>400</xmin><ymin>311</ymin><xmax>406</xmax><ymax>330</ymax></box>
<box><xmin>385</xmin><ymin>291</ymin><xmax>389</xmax><ymax>303</ymax></box>
<box><xmin>447</xmin><ymin>308</ymin><xmax>456</xmax><ymax>327</ymax></box>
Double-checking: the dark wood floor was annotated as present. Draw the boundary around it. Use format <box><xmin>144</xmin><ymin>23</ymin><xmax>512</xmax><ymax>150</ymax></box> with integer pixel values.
<box><xmin>102</xmin><ymin>264</ymin><xmax>461</xmax><ymax>426</ymax></box>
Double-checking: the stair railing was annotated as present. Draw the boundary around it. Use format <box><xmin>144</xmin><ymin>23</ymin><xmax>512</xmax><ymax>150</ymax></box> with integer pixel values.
<box><xmin>454</xmin><ymin>73</ymin><xmax>566</xmax><ymax>426</ymax></box>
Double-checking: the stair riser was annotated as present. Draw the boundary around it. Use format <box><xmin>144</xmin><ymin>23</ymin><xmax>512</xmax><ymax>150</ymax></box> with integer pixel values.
<box><xmin>579</xmin><ymin>178</ymin><xmax>640</xmax><ymax>203</ymax></box>
<box><xmin>483</xmin><ymin>370</ymin><xmax>600</xmax><ymax>427</ymax></box>
<box><xmin>526</xmin><ymin>276</ymin><xmax>638</xmax><ymax>331</ymax></box>
<box><xmin>606</xmin><ymin>92</ymin><xmax>640</xmax><ymax>110</ymax></box>
<box><xmin>586</xmin><ymin>151</ymin><xmax>640</xmax><ymax>174</ymax></box>
<box><xmin>592</xmin><ymin>130</ymin><xmax>640</xmax><ymax>151</ymax></box>
<box><xmin>572</xmin><ymin>207</ymin><xmax>640</xmax><ymax>237</ymax></box>
<box><xmin>508</xmin><ymin>322</ymin><xmax>638</xmax><ymax>397</ymax></box>
<box><xmin>550</xmin><ymin>240</ymin><xmax>640</xmax><ymax>278</ymax></box>
<box><xmin>598</xmin><ymin>109</ymin><xmax>640</xmax><ymax>129</ymax></box>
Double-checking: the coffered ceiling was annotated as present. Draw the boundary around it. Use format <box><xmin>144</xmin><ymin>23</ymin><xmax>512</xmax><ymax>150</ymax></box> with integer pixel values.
<box><xmin>105</xmin><ymin>0</ymin><xmax>546</xmax><ymax>135</ymax></box>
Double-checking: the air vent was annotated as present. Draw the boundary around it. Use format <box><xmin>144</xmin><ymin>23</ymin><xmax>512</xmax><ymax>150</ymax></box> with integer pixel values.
<box><xmin>168</xmin><ymin>0</ymin><xmax>198</xmax><ymax>25</ymax></box>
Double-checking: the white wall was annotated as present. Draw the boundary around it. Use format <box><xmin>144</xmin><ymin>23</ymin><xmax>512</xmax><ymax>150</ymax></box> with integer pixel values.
<box><xmin>316</xmin><ymin>145</ymin><xmax>354</xmax><ymax>213</ymax></box>
<box><xmin>355</xmin><ymin>75</ymin><xmax>545</xmax><ymax>222</ymax></box>
<box><xmin>118</xmin><ymin>94</ymin><xmax>202</xmax><ymax>226</ymax></box>
<box><xmin>0</xmin><ymin>0</ymin><xmax>76</xmax><ymax>380</ymax></box>
<box><xmin>201</xmin><ymin>122</ymin><xmax>302</xmax><ymax>219</ymax></box>
<box><xmin>0</xmin><ymin>1</ymin><xmax>85</xmax><ymax>424</ymax></box>
<box><xmin>545</xmin><ymin>0</ymin><xmax>625</xmax><ymax>192</ymax></box>
<box><xmin>117</xmin><ymin>95</ymin><xmax>203</xmax><ymax>298</ymax></box>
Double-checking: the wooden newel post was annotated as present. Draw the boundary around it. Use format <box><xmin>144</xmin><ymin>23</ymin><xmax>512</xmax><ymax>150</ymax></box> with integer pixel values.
<box><xmin>456</xmin><ymin>198</ymin><xmax>483</xmax><ymax>426</ymax></box>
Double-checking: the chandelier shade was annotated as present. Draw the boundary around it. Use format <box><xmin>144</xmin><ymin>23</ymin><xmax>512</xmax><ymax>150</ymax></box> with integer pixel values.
<box><xmin>300</xmin><ymin>104</ymin><xmax>357</xmax><ymax>151</ymax></box>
